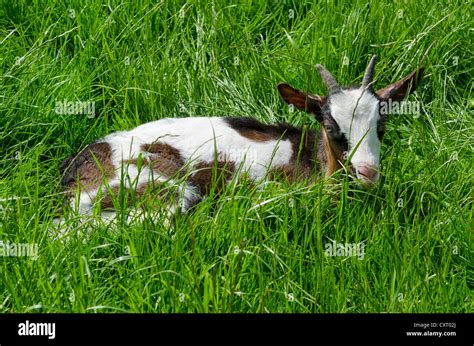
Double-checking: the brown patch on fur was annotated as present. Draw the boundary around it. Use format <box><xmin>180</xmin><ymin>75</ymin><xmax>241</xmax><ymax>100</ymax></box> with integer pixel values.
<box><xmin>60</xmin><ymin>142</ymin><xmax>115</xmax><ymax>192</ymax></box>
<box><xmin>99</xmin><ymin>185</ymin><xmax>120</xmax><ymax>209</ymax></box>
<box><xmin>224</xmin><ymin>117</ymin><xmax>292</xmax><ymax>142</ymax></box>
<box><xmin>236</xmin><ymin>129</ymin><xmax>276</xmax><ymax>142</ymax></box>
<box><xmin>319</xmin><ymin>129</ymin><xmax>346</xmax><ymax>176</ymax></box>
<box><xmin>152</xmin><ymin>157</ymin><xmax>184</xmax><ymax>177</ymax></box>
<box><xmin>125</xmin><ymin>157</ymin><xmax>149</xmax><ymax>166</ymax></box>
<box><xmin>189</xmin><ymin>160</ymin><xmax>235</xmax><ymax>195</ymax></box>
<box><xmin>126</xmin><ymin>142</ymin><xmax>186</xmax><ymax>177</ymax></box>
<box><xmin>271</xmin><ymin>126</ymin><xmax>317</xmax><ymax>182</ymax></box>
<box><xmin>125</xmin><ymin>156</ymin><xmax>183</xmax><ymax>178</ymax></box>
<box><xmin>290</xmin><ymin>126</ymin><xmax>317</xmax><ymax>178</ymax></box>
<box><xmin>141</xmin><ymin>142</ymin><xmax>183</xmax><ymax>163</ymax></box>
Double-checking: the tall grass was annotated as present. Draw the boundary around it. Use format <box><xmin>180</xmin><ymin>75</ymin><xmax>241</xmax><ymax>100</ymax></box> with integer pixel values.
<box><xmin>0</xmin><ymin>0</ymin><xmax>472</xmax><ymax>312</ymax></box>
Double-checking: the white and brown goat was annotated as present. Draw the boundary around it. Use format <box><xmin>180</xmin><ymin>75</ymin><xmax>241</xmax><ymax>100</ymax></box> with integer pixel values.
<box><xmin>60</xmin><ymin>55</ymin><xmax>423</xmax><ymax>218</ymax></box>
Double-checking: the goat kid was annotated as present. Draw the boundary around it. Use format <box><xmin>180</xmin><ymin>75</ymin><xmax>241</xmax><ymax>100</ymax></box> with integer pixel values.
<box><xmin>60</xmin><ymin>55</ymin><xmax>423</xmax><ymax>219</ymax></box>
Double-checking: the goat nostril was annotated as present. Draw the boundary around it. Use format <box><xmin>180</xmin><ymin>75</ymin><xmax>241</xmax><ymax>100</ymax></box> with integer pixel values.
<box><xmin>357</xmin><ymin>166</ymin><xmax>378</xmax><ymax>181</ymax></box>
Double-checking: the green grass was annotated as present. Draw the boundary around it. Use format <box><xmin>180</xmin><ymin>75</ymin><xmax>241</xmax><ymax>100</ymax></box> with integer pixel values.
<box><xmin>0</xmin><ymin>0</ymin><xmax>472</xmax><ymax>313</ymax></box>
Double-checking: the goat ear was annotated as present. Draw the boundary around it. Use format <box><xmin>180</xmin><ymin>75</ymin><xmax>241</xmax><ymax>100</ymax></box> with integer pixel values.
<box><xmin>376</xmin><ymin>67</ymin><xmax>424</xmax><ymax>101</ymax></box>
<box><xmin>277</xmin><ymin>83</ymin><xmax>325</xmax><ymax>122</ymax></box>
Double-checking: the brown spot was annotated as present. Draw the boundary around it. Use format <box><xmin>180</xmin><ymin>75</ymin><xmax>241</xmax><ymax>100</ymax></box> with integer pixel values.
<box><xmin>289</xmin><ymin>125</ymin><xmax>317</xmax><ymax>177</ymax></box>
<box><xmin>60</xmin><ymin>142</ymin><xmax>115</xmax><ymax>192</ymax></box>
<box><xmin>141</xmin><ymin>142</ymin><xmax>183</xmax><ymax>164</ymax></box>
<box><xmin>224</xmin><ymin>117</ymin><xmax>294</xmax><ymax>142</ymax></box>
<box><xmin>152</xmin><ymin>157</ymin><xmax>183</xmax><ymax>177</ymax></box>
<box><xmin>125</xmin><ymin>156</ymin><xmax>183</xmax><ymax>178</ymax></box>
<box><xmin>189</xmin><ymin>160</ymin><xmax>235</xmax><ymax>195</ymax></box>
<box><xmin>319</xmin><ymin>129</ymin><xmax>346</xmax><ymax>176</ymax></box>
<box><xmin>125</xmin><ymin>157</ymin><xmax>150</xmax><ymax>166</ymax></box>
<box><xmin>99</xmin><ymin>184</ymin><xmax>120</xmax><ymax>209</ymax></box>
<box><xmin>270</xmin><ymin>125</ymin><xmax>316</xmax><ymax>182</ymax></box>
<box><xmin>236</xmin><ymin>129</ymin><xmax>276</xmax><ymax>142</ymax></box>
<box><xmin>139</xmin><ymin>142</ymin><xmax>184</xmax><ymax>177</ymax></box>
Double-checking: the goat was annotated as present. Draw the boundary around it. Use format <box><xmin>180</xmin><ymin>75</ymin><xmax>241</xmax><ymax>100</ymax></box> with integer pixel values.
<box><xmin>59</xmin><ymin>55</ymin><xmax>423</xmax><ymax>219</ymax></box>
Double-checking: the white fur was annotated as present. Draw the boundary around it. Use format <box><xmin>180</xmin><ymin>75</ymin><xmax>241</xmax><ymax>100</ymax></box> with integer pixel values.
<box><xmin>73</xmin><ymin>117</ymin><xmax>294</xmax><ymax>216</ymax></box>
<box><xmin>105</xmin><ymin>117</ymin><xmax>293</xmax><ymax>180</ymax></box>
<box><xmin>329</xmin><ymin>89</ymin><xmax>381</xmax><ymax>176</ymax></box>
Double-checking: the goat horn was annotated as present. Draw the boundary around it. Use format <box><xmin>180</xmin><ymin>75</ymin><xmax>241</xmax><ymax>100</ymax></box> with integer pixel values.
<box><xmin>362</xmin><ymin>55</ymin><xmax>377</xmax><ymax>90</ymax></box>
<box><xmin>316</xmin><ymin>64</ymin><xmax>341</xmax><ymax>94</ymax></box>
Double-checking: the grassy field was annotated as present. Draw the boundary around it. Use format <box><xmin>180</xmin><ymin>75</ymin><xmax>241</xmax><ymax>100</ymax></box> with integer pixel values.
<box><xmin>0</xmin><ymin>0</ymin><xmax>472</xmax><ymax>313</ymax></box>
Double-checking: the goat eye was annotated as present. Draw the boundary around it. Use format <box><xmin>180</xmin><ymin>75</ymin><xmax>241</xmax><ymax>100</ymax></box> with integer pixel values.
<box><xmin>325</xmin><ymin>127</ymin><xmax>340</xmax><ymax>138</ymax></box>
